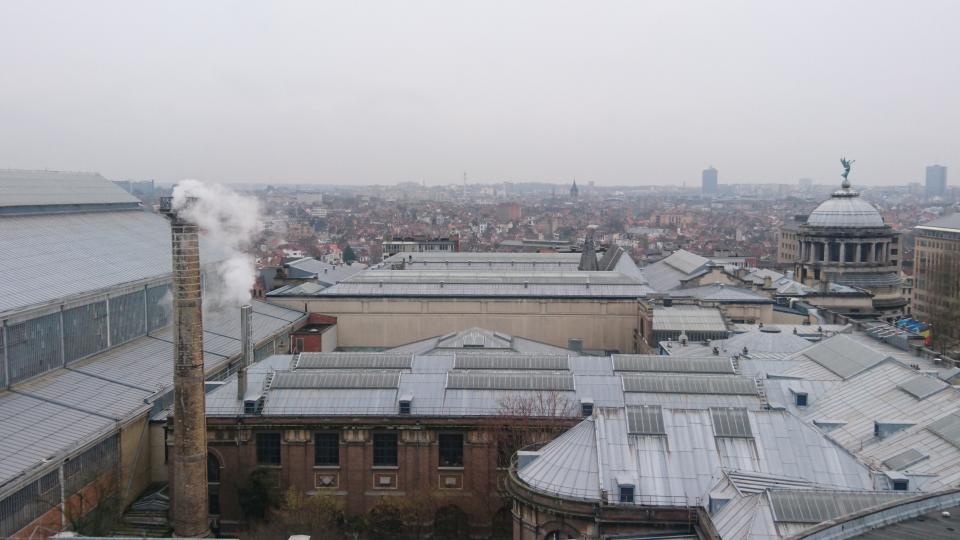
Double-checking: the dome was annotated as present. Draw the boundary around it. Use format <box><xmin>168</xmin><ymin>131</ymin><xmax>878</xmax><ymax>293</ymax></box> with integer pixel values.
<box><xmin>806</xmin><ymin>190</ymin><xmax>885</xmax><ymax>228</ymax></box>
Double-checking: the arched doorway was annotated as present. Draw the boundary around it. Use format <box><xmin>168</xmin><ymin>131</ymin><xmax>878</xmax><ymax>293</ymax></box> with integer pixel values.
<box><xmin>434</xmin><ymin>505</ymin><xmax>469</xmax><ymax>540</ymax></box>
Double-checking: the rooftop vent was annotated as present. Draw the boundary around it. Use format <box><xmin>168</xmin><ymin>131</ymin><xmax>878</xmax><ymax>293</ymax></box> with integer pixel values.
<box><xmin>874</xmin><ymin>420</ymin><xmax>915</xmax><ymax>440</ymax></box>
<box><xmin>580</xmin><ymin>398</ymin><xmax>594</xmax><ymax>417</ymax></box>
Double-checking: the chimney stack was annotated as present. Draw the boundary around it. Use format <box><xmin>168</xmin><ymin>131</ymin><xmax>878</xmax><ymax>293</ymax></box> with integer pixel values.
<box><xmin>159</xmin><ymin>197</ymin><xmax>210</xmax><ymax>537</ymax></box>
<box><xmin>238</xmin><ymin>304</ymin><xmax>253</xmax><ymax>400</ymax></box>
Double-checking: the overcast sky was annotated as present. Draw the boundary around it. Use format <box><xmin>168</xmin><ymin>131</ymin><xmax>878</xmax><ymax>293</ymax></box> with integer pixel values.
<box><xmin>1</xmin><ymin>1</ymin><xmax>957</xmax><ymax>186</ymax></box>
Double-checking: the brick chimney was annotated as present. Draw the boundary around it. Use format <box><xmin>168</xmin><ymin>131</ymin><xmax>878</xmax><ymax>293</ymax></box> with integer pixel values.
<box><xmin>159</xmin><ymin>197</ymin><xmax>210</xmax><ymax>537</ymax></box>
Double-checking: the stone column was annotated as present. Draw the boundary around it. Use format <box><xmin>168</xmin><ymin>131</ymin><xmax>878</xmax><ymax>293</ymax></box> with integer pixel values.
<box><xmin>866</xmin><ymin>242</ymin><xmax>874</xmax><ymax>263</ymax></box>
<box><xmin>840</xmin><ymin>242</ymin><xmax>847</xmax><ymax>264</ymax></box>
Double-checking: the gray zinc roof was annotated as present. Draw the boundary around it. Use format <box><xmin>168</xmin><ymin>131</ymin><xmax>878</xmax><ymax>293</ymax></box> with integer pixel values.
<box><xmin>0</xmin><ymin>209</ymin><xmax>229</xmax><ymax>317</ymax></box>
<box><xmin>0</xmin><ymin>169</ymin><xmax>140</xmax><ymax>211</ymax></box>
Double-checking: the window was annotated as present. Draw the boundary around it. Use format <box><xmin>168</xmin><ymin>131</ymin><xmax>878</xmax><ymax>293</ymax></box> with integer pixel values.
<box><xmin>892</xmin><ymin>479</ymin><xmax>909</xmax><ymax>491</ymax></box>
<box><xmin>619</xmin><ymin>485</ymin><xmax>635</xmax><ymax>503</ymax></box>
<box><xmin>294</xmin><ymin>338</ymin><xmax>304</xmax><ymax>352</ymax></box>
<box><xmin>439</xmin><ymin>433</ymin><xmax>464</xmax><ymax>467</ymax></box>
<box><xmin>256</xmin><ymin>432</ymin><xmax>282</xmax><ymax>465</ymax></box>
<box><xmin>373</xmin><ymin>433</ymin><xmax>398</xmax><ymax>466</ymax></box>
<box><xmin>207</xmin><ymin>453</ymin><xmax>221</xmax><ymax>483</ymax></box>
<box><xmin>315</xmin><ymin>433</ymin><xmax>340</xmax><ymax>466</ymax></box>
<box><xmin>581</xmin><ymin>400</ymin><xmax>594</xmax><ymax>417</ymax></box>
<box><xmin>795</xmin><ymin>393</ymin><xmax>808</xmax><ymax>407</ymax></box>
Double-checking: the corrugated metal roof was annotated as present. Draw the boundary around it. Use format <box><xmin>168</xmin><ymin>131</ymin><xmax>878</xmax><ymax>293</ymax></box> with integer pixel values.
<box><xmin>453</xmin><ymin>354</ymin><xmax>569</xmax><ymax>371</ymax></box>
<box><xmin>296</xmin><ymin>353</ymin><xmax>413</xmax><ymax>370</ymax></box>
<box><xmin>927</xmin><ymin>411</ymin><xmax>960</xmax><ymax>449</ymax></box>
<box><xmin>711</xmin><ymin>408</ymin><xmax>754</xmax><ymax>438</ymax></box>
<box><xmin>270</xmin><ymin>371</ymin><xmax>401</xmax><ymax>389</ymax></box>
<box><xmin>0</xmin><ymin>169</ymin><xmax>139</xmax><ymax>209</ymax></box>
<box><xmin>767</xmin><ymin>490</ymin><xmax>906</xmax><ymax>523</ymax></box>
<box><xmin>627</xmin><ymin>406</ymin><xmax>665</xmax><ymax>435</ymax></box>
<box><xmin>798</xmin><ymin>334</ymin><xmax>891</xmax><ymax>379</ymax></box>
<box><xmin>612</xmin><ymin>355</ymin><xmax>734</xmax><ymax>374</ymax></box>
<box><xmin>0</xmin><ymin>392</ymin><xmax>116</xmax><ymax>487</ymax></box>
<box><xmin>446</xmin><ymin>372</ymin><xmax>574</xmax><ymax>391</ymax></box>
<box><xmin>0</xmin><ymin>210</ymin><xmax>229</xmax><ymax>316</ymax></box>
<box><xmin>622</xmin><ymin>375</ymin><xmax>758</xmax><ymax>395</ymax></box>
<box><xmin>653</xmin><ymin>306</ymin><xmax>728</xmax><ymax>333</ymax></box>
<box><xmin>517</xmin><ymin>418</ymin><xmax>599</xmax><ymax>499</ymax></box>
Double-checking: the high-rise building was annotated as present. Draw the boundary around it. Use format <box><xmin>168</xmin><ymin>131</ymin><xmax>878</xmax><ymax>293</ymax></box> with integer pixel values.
<box><xmin>913</xmin><ymin>213</ymin><xmax>960</xmax><ymax>344</ymax></box>
<box><xmin>925</xmin><ymin>165</ymin><xmax>948</xmax><ymax>198</ymax></box>
<box><xmin>702</xmin><ymin>166</ymin><xmax>718</xmax><ymax>194</ymax></box>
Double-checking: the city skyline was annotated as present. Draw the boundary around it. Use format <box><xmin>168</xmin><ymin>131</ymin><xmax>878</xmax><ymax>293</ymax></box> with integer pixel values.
<box><xmin>1</xmin><ymin>1</ymin><xmax>957</xmax><ymax>186</ymax></box>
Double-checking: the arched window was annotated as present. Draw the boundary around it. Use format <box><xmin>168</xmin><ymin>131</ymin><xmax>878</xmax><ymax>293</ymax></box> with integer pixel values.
<box><xmin>207</xmin><ymin>453</ymin><xmax>221</xmax><ymax>483</ymax></box>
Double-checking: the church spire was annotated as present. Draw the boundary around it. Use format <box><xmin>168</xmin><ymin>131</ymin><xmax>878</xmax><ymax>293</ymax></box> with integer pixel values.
<box><xmin>579</xmin><ymin>226</ymin><xmax>598</xmax><ymax>271</ymax></box>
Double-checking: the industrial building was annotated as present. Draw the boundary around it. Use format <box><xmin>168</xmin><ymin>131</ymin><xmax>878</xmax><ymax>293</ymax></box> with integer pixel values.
<box><xmin>0</xmin><ymin>171</ymin><xmax>305</xmax><ymax>538</ymax></box>
<box><xmin>266</xmin><ymin>249</ymin><xmax>654</xmax><ymax>353</ymax></box>
<box><xmin>192</xmin><ymin>320</ymin><xmax>960</xmax><ymax>539</ymax></box>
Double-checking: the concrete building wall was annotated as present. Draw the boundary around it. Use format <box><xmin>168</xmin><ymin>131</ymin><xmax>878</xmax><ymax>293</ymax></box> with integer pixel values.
<box><xmin>119</xmin><ymin>416</ymin><xmax>153</xmax><ymax>507</ymax></box>
<box><xmin>270</xmin><ymin>298</ymin><xmax>642</xmax><ymax>352</ymax></box>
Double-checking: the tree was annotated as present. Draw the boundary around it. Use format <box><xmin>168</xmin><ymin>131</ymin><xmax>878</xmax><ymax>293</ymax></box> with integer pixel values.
<box><xmin>342</xmin><ymin>244</ymin><xmax>357</xmax><ymax>264</ymax></box>
<box><xmin>493</xmin><ymin>391</ymin><xmax>578</xmax><ymax>468</ymax></box>
<box><xmin>238</xmin><ymin>469</ymin><xmax>277</xmax><ymax>521</ymax></box>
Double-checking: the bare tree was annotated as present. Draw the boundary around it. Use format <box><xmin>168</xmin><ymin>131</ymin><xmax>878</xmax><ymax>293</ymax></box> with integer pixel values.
<box><xmin>493</xmin><ymin>391</ymin><xmax>579</xmax><ymax>468</ymax></box>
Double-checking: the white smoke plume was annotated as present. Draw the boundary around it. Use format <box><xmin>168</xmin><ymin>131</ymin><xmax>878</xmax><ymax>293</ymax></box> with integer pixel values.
<box><xmin>172</xmin><ymin>179</ymin><xmax>261</xmax><ymax>309</ymax></box>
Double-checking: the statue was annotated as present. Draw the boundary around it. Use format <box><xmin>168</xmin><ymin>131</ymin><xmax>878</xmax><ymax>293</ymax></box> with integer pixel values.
<box><xmin>840</xmin><ymin>157</ymin><xmax>855</xmax><ymax>188</ymax></box>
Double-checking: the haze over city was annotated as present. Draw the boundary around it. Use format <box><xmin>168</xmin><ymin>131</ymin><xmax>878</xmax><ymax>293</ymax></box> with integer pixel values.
<box><xmin>1</xmin><ymin>0</ymin><xmax>957</xmax><ymax>186</ymax></box>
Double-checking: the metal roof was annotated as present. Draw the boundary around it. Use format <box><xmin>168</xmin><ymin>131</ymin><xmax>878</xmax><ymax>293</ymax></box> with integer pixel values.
<box><xmin>0</xmin><ymin>169</ymin><xmax>140</xmax><ymax>210</ymax></box>
<box><xmin>517</xmin><ymin>407</ymin><xmax>874</xmax><ymax>508</ymax></box>
<box><xmin>626</xmin><ymin>406</ymin><xmax>665</xmax><ymax>435</ymax></box>
<box><xmin>270</xmin><ymin>371</ymin><xmax>401</xmax><ymax>389</ymax></box>
<box><xmin>805</xmin><ymin>193</ymin><xmax>886</xmax><ymax>228</ymax></box>
<box><xmin>927</xmin><ymin>411</ymin><xmax>960</xmax><ymax>449</ymax></box>
<box><xmin>612</xmin><ymin>355</ymin><xmax>734</xmax><ymax>374</ymax></box>
<box><xmin>652</xmin><ymin>306</ymin><xmax>728</xmax><ymax>333</ymax></box>
<box><xmin>622</xmin><ymin>374</ymin><xmax>757</xmax><ymax>395</ymax></box>
<box><xmin>915</xmin><ymin>212</ymin><xmax>960</xmax><ymax>233</ymax></box>
<box><xmin>446</xmin><ymin>372</ymin><xmax>575</xmax><ymax>391</ymax></box>
<box><xmin>767</xmin><ymin>490</ymin><xmax>906</xmax><ymax>523</ymax></box>
<box><xmin>453</xmin><ymin>354</ymin><xmax>569</xmax><ymax>371</ymax></box>
<box><xmin>296</xmin><ymin>353</ymin><xmax>413</xmax><ymax>370</ymax></box>
<box><xmin>711</xmin><ymin>408</ymin><xmax>754</xmax><ymax>438</ymax></box>
<box><xmin>0</xmin><ymin>209</ymin><xmax>230</xmax><ymax>317</ymax></box>
<box><xmin>668</xmin><ymin>284</ymin><xmax>774</xmax><ymax>303</ymax></box>
<box><xmin>881</xmin><ymin>448</ymin><xmax>929</xmax><ymax>470</ymax></box>
<box><xmin>898</xmin><ymin>374</ymin><xmax>949</xmax><ymax>400</ymax></box>
<box><xmin>798</xmin><ymin>334</ymin><xmax>891</xmax><ymax>379</ymax></box>
<box><xmin>439</xmin><ymin>328</ymin><xmax>512</xmax><ymax>349</ymax></box>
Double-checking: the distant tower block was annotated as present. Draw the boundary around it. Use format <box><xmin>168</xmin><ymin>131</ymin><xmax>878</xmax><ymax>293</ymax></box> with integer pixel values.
<box><xmin>702</xmin><ymin>167</ymin><xmax>718</xmax><ymax>195</ymax></box>
<box><xmin>159</xmin><ymin>197</ymin><xmax>210</xmax><ymax>538</ymax></box>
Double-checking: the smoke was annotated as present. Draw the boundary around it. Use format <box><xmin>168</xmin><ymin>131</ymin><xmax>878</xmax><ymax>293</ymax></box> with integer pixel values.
<box><xmin>171</xmin><ymin>179</ymin><xmax>261</xmax><ymax>309</ymax></box>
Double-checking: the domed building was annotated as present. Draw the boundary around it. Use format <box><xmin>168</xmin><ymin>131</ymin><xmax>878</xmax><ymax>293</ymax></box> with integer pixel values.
<box><xmin>795</xmin><ymin>175</ymin><xmax>905</xmax><ymax>320</ymax></box>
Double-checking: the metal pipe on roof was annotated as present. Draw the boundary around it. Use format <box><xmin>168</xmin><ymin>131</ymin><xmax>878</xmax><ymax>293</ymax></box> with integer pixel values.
<box><xmin>238</xmin><ymin>304</ymin><xmax>252</xmax><ymax>401</ymax></box>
